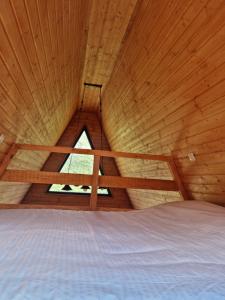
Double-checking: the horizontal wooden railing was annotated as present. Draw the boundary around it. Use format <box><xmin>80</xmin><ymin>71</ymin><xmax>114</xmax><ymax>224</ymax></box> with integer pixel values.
<box><xmin>0</xmin><ymin>143</ymin><xmax>189</xmax><ymax>211</ymax></box>
<box><xmin>16</xmin><ymin>143</ymin><xmax>172</xmax><ymax>162</ymax></box>
<box><xmin>0</xmin><ymin>204</ymin><xmax>132</xmax><ymax>212</ymax></box>
<box><xmin>2</xmin><ymin>171</ymin><xmax>178</xmax><ymax>191</ymax></box>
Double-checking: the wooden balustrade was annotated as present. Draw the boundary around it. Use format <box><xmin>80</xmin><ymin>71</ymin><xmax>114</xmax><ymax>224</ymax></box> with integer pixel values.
<box><xmin>0</xmin><ymin>143</ymin><xmax>188</xmax><ymax>211</ymax></box>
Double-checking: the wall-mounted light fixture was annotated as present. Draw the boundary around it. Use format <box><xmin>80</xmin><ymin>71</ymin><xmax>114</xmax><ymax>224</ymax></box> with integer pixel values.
<box><xmin>188</xmin><ymin>153</ymin><xmax>196</xmax><ymax>162</ymax></box>
<box><xmin>0</xmin><ymin>134</ymin><xmax>5</xmax><ymax>144</ymax></box>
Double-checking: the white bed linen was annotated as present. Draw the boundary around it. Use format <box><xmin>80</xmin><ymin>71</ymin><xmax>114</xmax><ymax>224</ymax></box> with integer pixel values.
<box><xmin>0</xmin><ymin>201</ymin><xmax>225</xmax><ymax>300</ymax></box>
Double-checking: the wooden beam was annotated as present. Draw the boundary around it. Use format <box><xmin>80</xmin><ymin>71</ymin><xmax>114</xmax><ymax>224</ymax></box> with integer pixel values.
<box><xmin>90</xmin><ymin>155</ymin><xmax>100</xmax><ymax>210</ymax></box>
<box><xmin>0</xmin><ymin>204</ymin><xmax>133</xmax><ymax>211</ymax></box>
<box><xmin>168</xmin><ymin>159</ymin><xmax>189</xmax><ymax>200</ymax></box>
<box><xmin>16</xmin><ymin>143</ymin><xmax>171</xmax><ymax>162</ymax></box>
<box><xmin>1</xmin><ymin>170</ymin><xmax>178</xmax><ymax>191</ymax></box>
<box><xmin>0</xmin><ymin>144</ymin><xmax>18</xmax><ymax>178</ymax></box>
<box><xmin>99</xmin><ymin>175</ymin><xmax>178</xmax><ymax>191</ymax></box>
<box><xmin>1</xmin><ymin>170</ymin><xmax>93</xmax><ymax>186</ymax></box>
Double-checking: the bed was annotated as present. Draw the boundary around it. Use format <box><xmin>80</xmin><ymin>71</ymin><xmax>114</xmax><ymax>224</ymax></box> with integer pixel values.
<box><xmin>0</xmin><ymin>201</ymin><xmax>225</xmax><ymax>299</ymax></box>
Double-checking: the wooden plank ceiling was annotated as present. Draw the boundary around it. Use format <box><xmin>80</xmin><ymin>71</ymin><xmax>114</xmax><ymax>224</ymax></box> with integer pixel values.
<box><xmin>103</xmin><ymin>0</ymin><xmax>225</xmax><ymax>208</ymax></box>
<box><xmin>1</xmin><ymin>0</ymin><xmax>225</xmax><ymax>208</ymax></box>
<box><xmin>0</xmin><ymin>0</ymin><xmax>138</xmax><ymax>203</ymax></box>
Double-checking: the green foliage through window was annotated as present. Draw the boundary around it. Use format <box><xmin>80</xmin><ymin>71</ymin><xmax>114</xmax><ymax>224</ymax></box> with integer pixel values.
<box><xmin>49</xmin><ymin>129</ymin><xmax>110</xmax><ymax>195</ymax></box>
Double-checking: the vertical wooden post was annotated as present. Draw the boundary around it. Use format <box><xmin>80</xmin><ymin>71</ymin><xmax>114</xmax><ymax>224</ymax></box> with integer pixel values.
<box><xmin>168</xmin><ymin>158</ymin><xmax>189</xmax><ymax>200</ymax></box>
<box><xmin>0</xmin><ymin>144</ymin><xmax>18</xmax><ymax>178</ymax></box>
<box><xmin>90</xmin><ymin>155</ymin><xmax>100</xmax><ymax>210</ymax></box>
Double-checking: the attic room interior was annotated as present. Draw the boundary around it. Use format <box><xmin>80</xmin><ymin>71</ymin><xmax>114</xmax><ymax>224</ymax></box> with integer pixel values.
<box><xmin>0</xmin><ymin>0</ymin><xmax>225</xmax><ymax>299</ymax></box>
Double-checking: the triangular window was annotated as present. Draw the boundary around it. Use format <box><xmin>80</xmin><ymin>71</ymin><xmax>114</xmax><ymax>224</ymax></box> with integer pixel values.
<box><xmin>48</xmin><ymin>128</ymin><xmax>110</xmax><ymax>195</ymax></box>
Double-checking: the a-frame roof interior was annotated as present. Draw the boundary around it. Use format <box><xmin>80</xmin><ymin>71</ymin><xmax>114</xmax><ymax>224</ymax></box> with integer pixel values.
<box><xmin>48</xmin><ymin>128</ymin><xmax>110</xmax><ymax>196</ymax></box>
<box><xmin>1</xmin><ymin>0</ymin><xmax>225</xmax><ymax>208</ymax></box>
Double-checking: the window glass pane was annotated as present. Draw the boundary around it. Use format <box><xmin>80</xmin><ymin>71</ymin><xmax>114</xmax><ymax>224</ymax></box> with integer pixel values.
<box><xmin>49</xmin><ymin>129</ymin><xmax>110</xmax><ymax>195</ymax></box>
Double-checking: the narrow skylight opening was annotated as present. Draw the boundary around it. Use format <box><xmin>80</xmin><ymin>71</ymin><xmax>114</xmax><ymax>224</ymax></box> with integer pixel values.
<box><xmin>48</xmin><ymin>128</ymin><xmax>110</xmax><ymax>195</ymax></box>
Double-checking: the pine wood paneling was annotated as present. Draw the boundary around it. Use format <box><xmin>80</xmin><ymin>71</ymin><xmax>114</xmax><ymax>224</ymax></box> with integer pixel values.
<box><xmin>81</xmin><ymin>0</ymin><xmax>138</xmax><ymax>111</ymax></box>
<box><xmin>0</xmin><ymin>0</ymin><xmax>90</xmax><ymax>203</ymax></box>
<box><xmin>1</xmin><ymin>0</ymin><xmax>225</xmax><ymax>208</ymax></box>
<box><xmin>0</xmin><ymin>0</ymin><xmax>137</xmax><ymax>204</ymax></box>
<box><xmin>103</xmin><ymin>0</ymin><xmax>225</xmax><ymax>208</ymax></box>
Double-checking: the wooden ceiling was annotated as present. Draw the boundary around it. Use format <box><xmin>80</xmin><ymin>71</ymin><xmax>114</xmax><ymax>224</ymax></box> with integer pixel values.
<box><xmin>81</xmin><ymin>0</ymin><xmax>138</xmax><ymax>111</ymax></box>
<box><xmin>1</xmin><ymin>0</ymin><xmax>225</xmax><ymax>208</ymax></box>
<box><xmin>0</xmin><ymin>0</ymin><xmax>138</xmax><ymax>203</ymax></box>
<box><xmin>103</xmin><ymin>0</ymin><xmax>225</xmax><ymax>208</ymax></box>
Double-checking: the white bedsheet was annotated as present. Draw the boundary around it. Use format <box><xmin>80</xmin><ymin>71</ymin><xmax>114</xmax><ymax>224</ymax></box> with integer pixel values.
<box><xmin>0</xmin><ymin>201</ymin><xmax>225</xmax><ymax>300</ymax></box>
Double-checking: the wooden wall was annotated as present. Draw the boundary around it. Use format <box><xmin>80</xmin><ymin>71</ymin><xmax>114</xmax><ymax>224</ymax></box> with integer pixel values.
<box><xmin>1</xmin><ymin>0</ymin><xmax>225</xmax><ymax>208</ymax></box>
<box><xmin>103</xmin><ymin>0</ymin><xmax>225</xmax><ymax>208</ymax></box>
<box><xmin>0</xmin><ymin>0</ymin><xmax>90</xmax><ymax>203</ymax></box>
<box><xmin>0</xmin><ymin>0</ymin><xmax>137</xmax><ymax>204</ymax></box>
<box><xmin>22</xmin><ymin>112</ymin><xmax>132</xmax><ymax>209</ymax></box>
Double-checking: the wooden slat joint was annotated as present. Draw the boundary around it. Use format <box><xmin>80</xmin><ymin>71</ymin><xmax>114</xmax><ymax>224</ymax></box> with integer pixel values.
<box><xmin>0</xmin><ymin>143</ymin><xmax>18</xmax><ymax>178</ymax></box>
<box><xmin>168</xmin><ymin>158</ymin><xmax>189</xmax><ymax>200</ymax></box>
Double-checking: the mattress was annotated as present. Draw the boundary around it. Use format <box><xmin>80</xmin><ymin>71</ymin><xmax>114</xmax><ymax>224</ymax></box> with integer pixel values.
<box><xmin>0</xmin><ymin>201</ymin><xmax>225</xmax><ymax>300</ymax></box>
